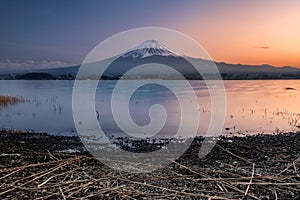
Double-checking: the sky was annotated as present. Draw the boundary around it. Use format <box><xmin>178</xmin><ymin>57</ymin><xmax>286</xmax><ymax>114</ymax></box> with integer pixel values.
<box><xmin>0</xmin><ymin>0</ymin><xmax>299</xmax><ymax>71</ymax></box>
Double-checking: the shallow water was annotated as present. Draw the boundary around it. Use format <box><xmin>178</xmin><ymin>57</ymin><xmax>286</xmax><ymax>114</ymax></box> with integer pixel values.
<box><xmin>0</xmin><ymin>80</ymin><xmax>300</xmax><ymax>137</ymax></box>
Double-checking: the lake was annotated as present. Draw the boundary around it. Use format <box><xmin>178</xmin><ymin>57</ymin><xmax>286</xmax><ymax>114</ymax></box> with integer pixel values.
<box><xmin>0</xmin><ymin>80</ymin><xmax>300</xmax><ymax>137</ymax></box>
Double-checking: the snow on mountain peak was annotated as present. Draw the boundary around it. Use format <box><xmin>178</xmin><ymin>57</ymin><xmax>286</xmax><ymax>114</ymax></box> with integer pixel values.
<box><xmin>121</xmin><ymin>40</ymin><xmax>180</xmax><ymax>59</ymax></box>
<box><xmin>135</xmin><ymin>40</ymin><xmax>166</xmax><ymax>49</ymax></box>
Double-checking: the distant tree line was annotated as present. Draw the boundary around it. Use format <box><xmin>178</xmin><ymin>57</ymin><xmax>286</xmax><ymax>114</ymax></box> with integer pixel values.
<box><xmin>1</xmin><ymin>72</ymin><xmax>300</xmax><ymax>80</ymax></box>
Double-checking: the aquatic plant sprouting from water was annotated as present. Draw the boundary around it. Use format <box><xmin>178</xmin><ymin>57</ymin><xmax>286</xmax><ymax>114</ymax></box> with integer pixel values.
<box><xmin>289</xmin><ymin>113</ymin><xmax>300</xmax><ymax>128</ymax></box>
<box><xmin>0</xmin><ymin>95</ymin><xmax>24</xmax><ymax>107</ymax></box>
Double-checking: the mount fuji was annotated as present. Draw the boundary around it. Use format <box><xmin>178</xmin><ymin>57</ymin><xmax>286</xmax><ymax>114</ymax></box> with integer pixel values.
<box><xmin>98</xmin><ymin>40</ymin><xmax>198</xmax><ymax>79</ymax></box>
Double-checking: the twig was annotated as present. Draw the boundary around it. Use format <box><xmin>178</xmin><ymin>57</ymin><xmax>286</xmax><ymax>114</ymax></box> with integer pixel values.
<box><xmin>216</xmin><ymin>144</ymin><xmax>252</xmax><ymax>163</ymax></box>
<box><xmin>167</xmin><ymin>159</ymin><xmax>208</xmax><ymax>177</ymax></box>
<box><xmin>48</xmin><ymin>150</ymin><xmax>60</xmax><ymax>161</ymax></box>
<box><xmin>278</xmin><ymin>156</ymin><xmax>300</xmax><ymax>175</ymax></box>
<box><xmin>0</xmin><ymin>157</ymin><xmax>83</xmax><ymax>196</ymax></box>
<box><xmin>233</xmin><ymin>182</ymin><xmax>300</xmax><ymax>186</ymax></box>
<box><xmin>244</xmin><ymin>163</ymin><xmax>255</xmax><ymax>197</ymax></box>
<box><xmin>59</xmin><ymin>186</ymin><xmax>66</xmax><ymax>200</ymax></box>
<box><xmin>220</xmin><ymin>181</ymin><xmax>260</xmax><ymax>200</ymax></box>
<box><xmin>120</xmin><ymin>178</ymin><xmax>231</xmax><ymax>200</ymax></box>
<box><xmin>37</xmin><ymin>167</ymin><xmax>79</xmax><ymax>188</ymax></box>
<box><xmin>274</xmin><ymin>189</ymin><xmax>278</xmax><ymax>200</ymax></box>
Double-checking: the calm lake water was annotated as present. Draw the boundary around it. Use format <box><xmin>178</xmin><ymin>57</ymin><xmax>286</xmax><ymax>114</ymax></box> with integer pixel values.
<box><xmin>0</xmin><ymin>80</ymin><xmax>300</xmax><ymax>137</ymax></box>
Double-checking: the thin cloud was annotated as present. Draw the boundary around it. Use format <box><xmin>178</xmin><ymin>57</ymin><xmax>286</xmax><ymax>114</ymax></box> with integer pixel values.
<box><xmin>0</xmin><ymin>59</ymin><xmax>75</xmax><ymax>73</ymax></box>
<box><xmin>253</xmin><ymin>46</ymin><xmax>270</xmax><ymax>49</ymax></box>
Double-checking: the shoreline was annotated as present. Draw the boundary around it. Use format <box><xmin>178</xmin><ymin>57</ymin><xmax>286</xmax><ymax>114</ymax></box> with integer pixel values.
<box><xmin>0</xmin><ymin>130</ymin><xmax>300</xmax><ymax>199</ymax></box>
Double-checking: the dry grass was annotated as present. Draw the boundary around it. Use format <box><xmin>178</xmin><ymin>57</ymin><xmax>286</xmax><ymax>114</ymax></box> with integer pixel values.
<box><xmin>0</xmin><ymin>95</ymin><xmax>24</xmax><ymax>107</ymax></box>
<box><xmin>1</xmin><ymin>131</ymin><xmax>299</xmax><ymax>199</ymax></box>
<box><xmin>0</xmin><ymin>148</ymin><xmax>299</xmax><ymax>199</ymax></box>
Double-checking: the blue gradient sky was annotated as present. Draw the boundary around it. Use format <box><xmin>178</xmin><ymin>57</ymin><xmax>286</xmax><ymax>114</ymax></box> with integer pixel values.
<box><xmin>0</xmin><ymin>0</ymin><xmax>299</xmax><ymax>69</ymax></box>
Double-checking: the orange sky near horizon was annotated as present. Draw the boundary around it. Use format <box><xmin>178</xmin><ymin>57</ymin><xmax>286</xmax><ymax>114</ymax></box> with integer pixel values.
<box><xmin>173</xmin><ymin>1</ymin><xmax>300</xmax><ymax>68</ymax></box>
<box><xmin>1</xmin><ymin>0</ymin><xmax>299</xmax><ymax>69</ymax></box>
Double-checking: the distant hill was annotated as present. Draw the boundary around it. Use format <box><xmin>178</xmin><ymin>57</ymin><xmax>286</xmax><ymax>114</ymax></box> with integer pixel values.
<box><xmin>33</xmin><ymin>61</ymin><xmax>300</xmax><ymax>79</ymax></box>
<box><xmin>15</xmin><ymin>73</ymin><xmax>56</xmax><ymax>80</ymax></box>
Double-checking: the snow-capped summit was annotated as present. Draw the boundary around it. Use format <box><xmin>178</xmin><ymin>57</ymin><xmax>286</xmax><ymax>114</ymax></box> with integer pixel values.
<box><xmin>121</xmin><ymin>40</ymin><xmax>180</xmax><ymax>59</ymax></box>
<box><xmin>134</xmin><ymin>40</ymin><xmax>170</xmax><ymax>50</ymax></box>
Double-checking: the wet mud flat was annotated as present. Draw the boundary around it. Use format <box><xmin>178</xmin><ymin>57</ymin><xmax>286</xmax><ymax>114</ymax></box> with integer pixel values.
<box><xmin>0</xmin><ymin>130</ymin><xmax>300</xmax><ymax>199</ymax></box>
